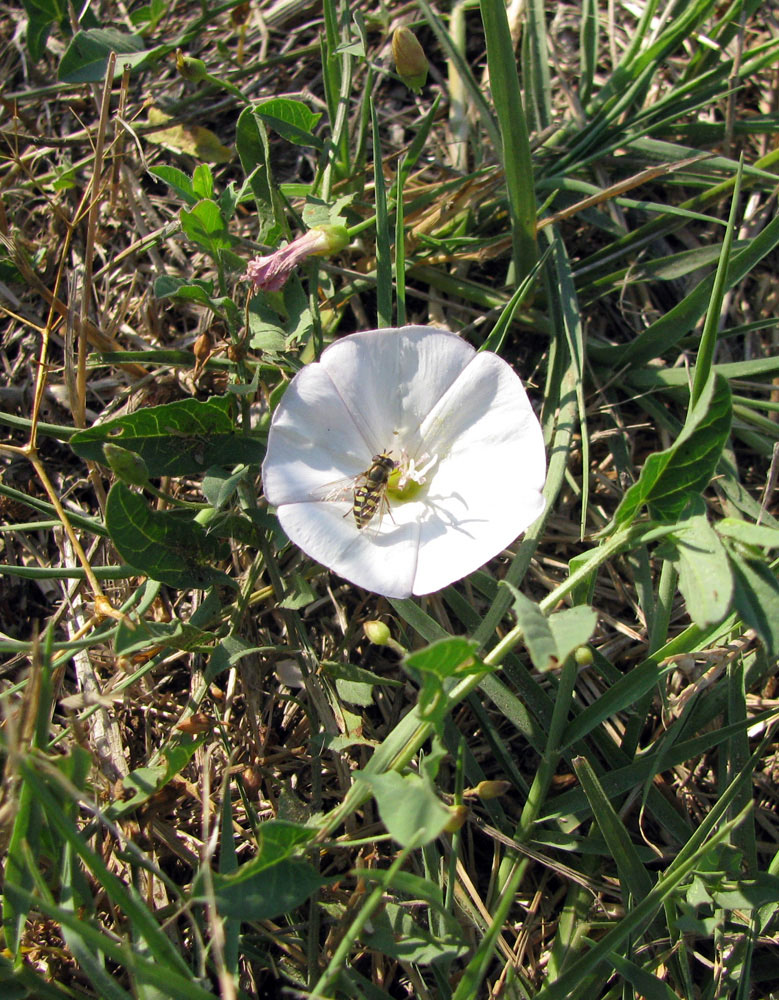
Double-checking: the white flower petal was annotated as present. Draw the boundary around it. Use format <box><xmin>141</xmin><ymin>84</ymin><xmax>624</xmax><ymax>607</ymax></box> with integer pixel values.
<box><xmin>411</xmin><ymin>351</ymin><xmax>546</xmax><ymax>595</ymax></box>
<box><xmin>420</xmin><ymin>350</ymin><xmax>546</xmax><ymax>475</ymax></box>
<box><xmin>318</xmin><ymin>327</ymin><xmax>476</xmax><ymax>456</ymax></box>
<box><xmin>276</xmin><ymin>500</ymin><xmax>421</xmax><ymax>598</ymax></box>
<box><xmin>263</xmin><ymin>363</ymin><xmax>371</xmax><ymax>505</ymax></box>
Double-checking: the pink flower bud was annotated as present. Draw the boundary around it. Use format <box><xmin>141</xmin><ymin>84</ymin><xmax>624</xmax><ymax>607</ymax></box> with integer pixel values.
<box><xmin>245</xmin><ymin>225</ymin><xmax>349</xmax><ymax>293</ymax></box>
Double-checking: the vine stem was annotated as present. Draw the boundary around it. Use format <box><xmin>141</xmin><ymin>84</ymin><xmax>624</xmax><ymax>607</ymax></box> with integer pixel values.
<box><xmin>316</xmin><ymin>519</ymin><xmax>671</xmax><ymax>843</ymax></box>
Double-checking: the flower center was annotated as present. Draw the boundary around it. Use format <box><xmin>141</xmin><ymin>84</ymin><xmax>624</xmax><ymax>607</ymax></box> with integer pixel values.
<box><xmin>386</xmin><ymin>451</ymin><xmax>438</xmax><ymax>504</ymax></box>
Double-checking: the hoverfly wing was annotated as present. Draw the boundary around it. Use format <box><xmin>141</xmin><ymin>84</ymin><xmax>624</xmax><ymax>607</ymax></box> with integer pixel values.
<box><xmin>307</xmin><ymin>473</ymin><xmax>358</xmax><ymax>505</ymax></box>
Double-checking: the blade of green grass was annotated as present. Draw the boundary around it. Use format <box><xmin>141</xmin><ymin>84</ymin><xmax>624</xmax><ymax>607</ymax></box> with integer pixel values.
<box><xmin>573</xmin><ymin>756</ymin><xmax>655</xmax><ymax>902</ymax></box>
<box><xmin>418</xmin><ymin>0</ymin><xmax>501</xmax><ymax>153</ymax></box>
<box><xmin>593</xmin><ymin>208</ymin><xmax>779</xmax><ymax>369</ymax></box>
<box><xmin>690</xmin><ymin>157</ymin><xmax>743</xmax><ymax>411</ymax></box>
<box><xmin>479</xmin><ymin>0</ymin><xmax>537</xmax><ymax>281</ymax></box>
<box><xmin>579</xmin><ymin>0</ymin><xmax>598</xmax><ymax>105</ymax></box>
<box><xmin>544</xmin><ymin>228</ymin><xmax>590</xmax><ymax>538</ymax></box>
<box><xmin>525</xmin><ymin>0</ymin><xmax>552</xmax><ymax>130</ymax></box>
<box><xmin>371</xmin><ymin>98</ymin><xmax>392</xmax><ymax>328</ymax></box>
<box><xmin>479</xmin><ymin>245</ymin><xmax>550</xmax><ymax>355</ymax></box>
<box><xmin>18</xmin><ymin>759</ymin><xmax>193</xmax><ymax>978</ymax></box>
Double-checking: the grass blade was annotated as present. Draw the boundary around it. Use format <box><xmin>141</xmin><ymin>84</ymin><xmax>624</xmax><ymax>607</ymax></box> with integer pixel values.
<box><xmin>479</xmin><ymin>0</ymin><xmax>537</xmax><ymax>281</ymax></box>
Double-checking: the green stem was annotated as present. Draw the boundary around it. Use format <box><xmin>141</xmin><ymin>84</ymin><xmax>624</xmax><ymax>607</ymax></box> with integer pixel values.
<box><xmin>308</xmin><ymin>838</ymin><xmax>419</xmax><ymax>999</ymax></box>
<box><xmin>315</xmin><ymin>520</ymin><xmax>673</xmax><ymax>843</ymax></box>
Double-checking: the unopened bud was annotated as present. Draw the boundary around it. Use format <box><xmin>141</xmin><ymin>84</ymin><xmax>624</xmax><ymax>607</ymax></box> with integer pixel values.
<box><xmin>176</xmin><ymin>712</ymin><xmax>212</xmax><ymax>734</ymax></box>
<box><xmin>241</xmin><ymin>765</ymin><xmax>262</xmax><ymax>796</ymax></box>
<box><xmin>176</xmin><ymin>49</ymin><xmax>209</xmax><ymax>83</ymax></box>
<box><xmin>466</xmin><ymin>780</ymin><xmax>512</xmax><ymax>801</ymax></box>
<box><xmin>364</xmin><ymin>620</ymin><xmax>391</xmax><ymax>645</ymax></box>
<box><xmin>575</xmin><ymin>645</ymin><xmax>594</xmax><ymax>666</ymax></box>
<box><xmin>392</xmin><ymin>27</ymin><xmax>429</xmax><ymax>94</ymax></box>
<box><xmin>364</xmin><ymin>620</ymin><xmax>407</xmax><ymax>655</ymax></box>
<box><xmin>193</xmin><ymin>331</ymin><xmax>212</xmax><ymax>367</ymax></box>
<box><xmin>103</xmin><ymin>443</ymin><xmax>149</xmax><ymax>487</ymax></box>
<box><xmin>443</xmin><ymin>804</ymin><xmax>469</xmax><ymax>833</ymax></box>
<box><xmin>231</xmin><ymin>2</ymin><xmax>249</xmax><ymax>26</ymax></box>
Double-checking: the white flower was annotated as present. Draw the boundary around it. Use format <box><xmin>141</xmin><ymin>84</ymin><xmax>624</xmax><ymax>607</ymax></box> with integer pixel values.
<box><xmin>262</xmin><ymin>326</ymin><xmax>546</xmax><ymax>598</ymax></box>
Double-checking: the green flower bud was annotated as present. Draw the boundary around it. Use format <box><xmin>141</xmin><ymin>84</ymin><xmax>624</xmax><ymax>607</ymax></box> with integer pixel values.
<box><xmin>364</xmin><ymin>620</ymin><xmax>391</xmax><ymax>645</ymax></box>
<box><xmin>176</xmin><ymin>49</ymin><xmax>209</xmax><ymax>83</ymax></box>
<box><xmin>575</xmin><ymin>645</ymin><xmax>594</xmax><ymax>666</ymax></box>
<box><xmin>103</xmin><ymin>443</ymin><xmax>149</xmax><ymax>487</ymax></box>
<box><xmin>364</xmin><ymin>620</ymin><xmax>407</xmax><ymax>655</ymax></box>
<box><xmin>391</xmin><ymin>27</ymin><xmax>429</xmax><ymax>94</ymax></box>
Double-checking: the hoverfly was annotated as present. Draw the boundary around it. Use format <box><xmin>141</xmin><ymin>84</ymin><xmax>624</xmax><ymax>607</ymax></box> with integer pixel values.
<box><xmin>352</xmin><ymin>452</ymin><xmax>395</xmax><ymax>530</ymax></box>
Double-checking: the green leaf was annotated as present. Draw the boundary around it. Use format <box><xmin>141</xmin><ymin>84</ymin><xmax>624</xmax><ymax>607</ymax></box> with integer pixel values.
<box><xmin>179</xmin><ymin>199</ymin><xmax>231</xmax><ymax>256</ymax></box>
<box><xmin>247</xmin><ymin>296</ymin><xmax>288</xmax><ymax>353</ymax></box>
<box><xmin>548</xmin><ymin>606</ymin><xmax>599</xmax><ymax>664</ymax></box>
<box><xmin>505</xmin><ymin>584</ymin><xmax>597</xmax><ymax>670</ymax></box>
<box><xmin>664</xmin><ymin>503</ymin><xmax>734</xmax><ymax>627</ymax></box>
<box><xmin>191</xmin><ymin>163</ymin><xmax>214</xmax><ymax>200</ymax></box>
<box><xmin>322</xmin><ymin>661</ymin><xmax>402</xmax><ymax>709</ymax></box>
<box><xmin>154</xmin><ymin>274</ymin><xmax>214</xmax><ymax>304</ymax></box>
<box><xmin>129</xmin><ymin>0</ymin><xmax>166</xmax><ymax>31</ymax></box>
<box><xmin>115</xmin><ymin>737</ymin><xmax>207</xmax><ymax>815</ymax></box>
<box><xmin>332</xmin><ymin>676</ymin><xmax>374</xmax><ymax>708</ymax></box>
<box><xmin>730</xmin><ymin>556</ymin><xmax>779</xmax><ymax>658</ymax></box>
<box><xmin>2</xmin><ymin>765</ymin><xmax>43</xmax><ymax>954</ymax></box>
<box><xmin>22</xmin><ymin>0</ymin><xmax>68</xmax><ymax>62</ymax></box>
<box><xmin>254</xmin><ymin>98</ymin><xmax>323</xmax><ymax>149</ymax></box>
<box><xmin>105</xmin><ymin>483</ymin><xmax>230</xmax><ymax>590</ymax></box>
<box><xmin>479</xmin><ymin>0</ymin><xmax>537</xmax><ymax>280</ymax></box>
<box><xmin>279</xmin><ymin>571</ymin><xmax>317</xmax><ymax>610</ymax></box>
<box><xmin>370</xmin><ymin>98</ymin><xmax>392</xmax><ymax>329</ymax></box>
<box><xmin>235</xmin><ymin>107</ymin><xmax>283</xmax><ymax>243</ymax></box>
<box><xmin>148</xmin><ymin>165</ymin><xmax>197</xmax><ymax>205</ymax></box>
<box><xmin>113</xmin><ymin>619</ymin><xmax>217</xmax><ymax>657</ymax></box>
<box><xmin>255</xmin><ymin>819</ymin><xmax>315</xmax><ymax>866</ymax></box>
<box><xmin>208</xmin><ymin>857</ymin><xmax>325</xmax><ymax>920</ymax></box>
<box><xmin>1</xmin><ymin>637</ymin><xmax>56</xmax><ymax>953</ymax></box>
<box><xmin>205</xmin><ymin>635</ymin><xmax>272</xmax><ymax>683</ymax></box>
<box><xmin>711</xmin><ymin>875</ymin><xmax>779</xmax><ymax>910</ymax></box>
<box><xmin>356</xmin><ymin>771</ymin><xmax>452</xmax><ymax>847</ymax></box>
<box><xmin>609</xmin><ymin>952</ymin><xmax>680</xmax><ymax>1000</ymax></box>
<box><xmin>404</xmin><ymin>637</ymin><xmax>484</xmax><ymax>721</ymax></box>
<box><xmin>613</xmin><ymin>373</ymin><xmax>732</xmax><ymax>526</ymax></box>
<box><xmin>58</xmin><ymin>29</ymin><xmax>149</xmax><ymax>83</ymax></box>
<box><xmin>690</xmin><ymin>160</ymin><xmax>743</xmax><ymax>410</ymax></box>
<box><xmin>361</xmin><ymin>902</ymin><xmax>467</xmax><ymax>964</ymax></box>
<box><xmin>507</xmin><ymin>588</ymin><xmax>556</xmax><ymax>668</ymax></box>
<box><xmin>201</xmin><ymin>466</ymin><xmax>250</xmax><ymax>510</ymax></box>
<box><xmin>573</xmin><ymin>756</ymin><xmax>654</xmax><ymax>904</ymax></box>
<box><xmin>70</xmin><ymin>396</ymin><xmax>264</xmax><ymax>476</ymax></box>
<box><xmin>717</xmin><ymin>519</ymin><xmax>779</xmax><ymax>549</ymax></box>
<box><xmin>153</xmin><ymin>274</ymin><xmax>236</xmax><ymax>315</ymax></box>
<box><xmin>145</xmin><ymin>110</ymin><xmax>233</xmax><ymax>163</ymax></box>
